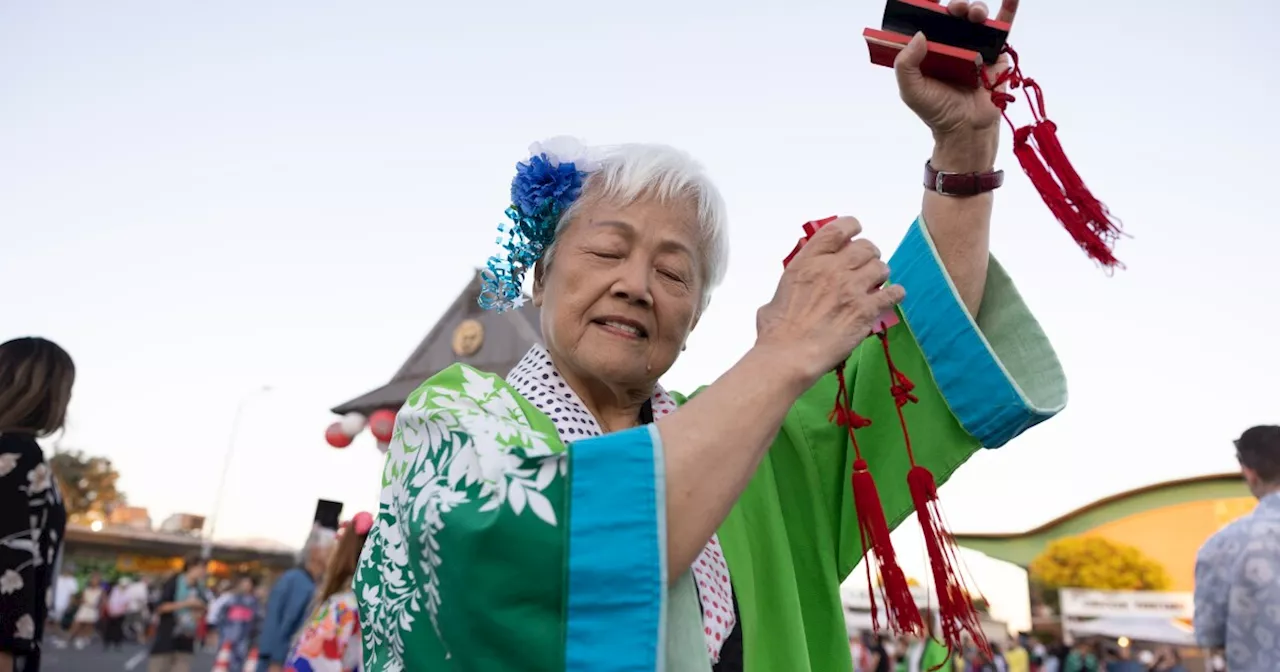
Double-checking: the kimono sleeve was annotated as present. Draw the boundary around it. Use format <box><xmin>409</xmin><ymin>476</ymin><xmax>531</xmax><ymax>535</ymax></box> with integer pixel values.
<box><xmin>711</xmin><ymin>216</ymin><xmax>1066</xmax><ymax>671</ymax></box>
<box><xmin>793</xmin><ymin>215</ymin><xmax>1067</xmax><ymax>578</ymax></box>
<box><xmin>0</xmin><ymin>441</ymin><xmax>44</xmax><ymax>658</ymax></box>
<box><xmin>354</xmin><ymin>364</ymin><xmax>681</xmax><ymax>672</ymax></box>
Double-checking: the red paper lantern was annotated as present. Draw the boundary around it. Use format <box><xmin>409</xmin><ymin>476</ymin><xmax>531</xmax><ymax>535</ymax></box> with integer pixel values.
<box><xmin>369</xmin><ymin>409</ymin><xmax>396</xmax><ymax>443</ymax></box>
<box><xmin>325</xmin><ymin>422</ymin><xmax>353</xmax><ymax>448</ymax></box>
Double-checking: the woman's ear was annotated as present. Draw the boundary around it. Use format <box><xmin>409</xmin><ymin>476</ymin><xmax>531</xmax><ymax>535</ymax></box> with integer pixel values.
<box><xmin>532</xmin><ymin>258</ymin><xmax>547</xmax><ymax>307</ymax></box>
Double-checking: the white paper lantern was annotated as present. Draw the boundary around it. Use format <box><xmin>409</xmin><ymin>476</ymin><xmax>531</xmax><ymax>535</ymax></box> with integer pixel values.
<box><xmin>339</xmin><ymin>412</ymin><xmax>367</xmax><ymax>436</ymax></box>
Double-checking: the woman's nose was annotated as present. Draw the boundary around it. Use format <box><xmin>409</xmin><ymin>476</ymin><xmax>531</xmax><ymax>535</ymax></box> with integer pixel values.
<box><xmin>610</xmin><ymin>261</ymin><xmax>653</xmax><ymax>306</ymax></box>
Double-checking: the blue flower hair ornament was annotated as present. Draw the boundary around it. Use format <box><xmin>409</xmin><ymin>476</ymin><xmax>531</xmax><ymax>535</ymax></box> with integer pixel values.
<box><xmin>479</xmin><ymin>137</ymin><xmax>599</xmax><ymax>312</ymax></box>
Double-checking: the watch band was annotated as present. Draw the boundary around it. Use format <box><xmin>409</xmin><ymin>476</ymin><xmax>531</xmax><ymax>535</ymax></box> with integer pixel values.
<box><xmin>924</xmin><ymin>160</ymin><xmax>1004</xmax><ymax>197</ymax></box>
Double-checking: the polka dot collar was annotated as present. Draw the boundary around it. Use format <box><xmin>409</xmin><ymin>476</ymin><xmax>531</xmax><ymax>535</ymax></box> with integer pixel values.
<box><xmin>506</xmin><ymin>344</ymin><xmax>679</xmax><ymax>444</ymax></box>
<box><xmin>506</xmin><ymin>345</ymin><xmax>735</xmax><ymax>662</ymax></box>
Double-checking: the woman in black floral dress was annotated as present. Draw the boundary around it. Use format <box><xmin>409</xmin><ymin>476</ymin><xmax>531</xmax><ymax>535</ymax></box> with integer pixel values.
<box><xmin>0</xmin><ymin>337</ymin><xmax>74</xmax><ymax>672</ymax></box>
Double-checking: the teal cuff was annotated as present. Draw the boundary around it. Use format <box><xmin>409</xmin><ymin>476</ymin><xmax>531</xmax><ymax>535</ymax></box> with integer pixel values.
<box><xmin>889</xmin><ymin>216</ymin><xmax>1067</xmax><ymax>448</ymax></box>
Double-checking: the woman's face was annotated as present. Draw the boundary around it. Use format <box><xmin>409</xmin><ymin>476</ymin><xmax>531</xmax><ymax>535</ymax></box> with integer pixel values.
<box><xmin>534</xmin><ymin>192</ymin><xmax>703</xmax><ymax>390</ymax></box>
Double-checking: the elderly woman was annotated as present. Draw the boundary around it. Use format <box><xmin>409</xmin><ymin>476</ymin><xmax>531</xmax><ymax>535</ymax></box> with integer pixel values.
<box><xmin>355</xmin><ymin>1</ymin><xmax>1066</xmax><ymax>670</ymax></box>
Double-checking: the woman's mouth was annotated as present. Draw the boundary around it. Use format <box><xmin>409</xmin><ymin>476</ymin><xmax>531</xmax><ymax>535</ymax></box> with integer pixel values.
<box><xmin>592</xmin><ymin>318</ymin><xmax>648</xmax><ymax>339</ymax></box>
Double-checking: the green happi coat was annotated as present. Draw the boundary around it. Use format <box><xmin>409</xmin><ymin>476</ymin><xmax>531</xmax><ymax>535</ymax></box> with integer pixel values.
<box><xmin>354</xmin><ymin>217</ymin><xmax>1067</xmax><ymax>671</ymax></box>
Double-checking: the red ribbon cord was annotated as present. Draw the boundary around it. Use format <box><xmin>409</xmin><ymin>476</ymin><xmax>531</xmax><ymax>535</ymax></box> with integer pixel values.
<box><xmin>877</xmin><ymin>332</ymin><xmax>990</xmax><ymax>660</ymax></box>
<box><xmin>833</xmin><ymin>367</ymin><xmax>923</xmax><ymax>636</ymax></box>
<box><xmin>982</xmin><ymin>45</ymin><xmax>1124</xmax><ymax>269</ymax></box>
<box><xmin>785</xmin><ymin>216</ymin><xmax>921</xmax><ymax>636</ymax></box>
<box><xmin>785</xmin><ymin>216</ymin><xmax>989</xmax><ymax>647</ymax></box>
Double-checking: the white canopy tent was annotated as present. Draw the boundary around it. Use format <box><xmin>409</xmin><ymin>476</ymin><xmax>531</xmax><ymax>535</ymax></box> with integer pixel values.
<box><xmin>1057</xmin><ymin>589</ymin><xmax>1197</xmax><ymax>646</ymax></box>
<box><xmin>1068</xmin><ymin>615</ymin><xmax>1196</xmax><ymax>647</ymax></box>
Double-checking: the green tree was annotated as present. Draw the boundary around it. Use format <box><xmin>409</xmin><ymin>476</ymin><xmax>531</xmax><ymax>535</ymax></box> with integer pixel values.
<box><xmin>48</xmin><ymin>449</ymin><xmax>126</xmax><ymax>525</ymax></box>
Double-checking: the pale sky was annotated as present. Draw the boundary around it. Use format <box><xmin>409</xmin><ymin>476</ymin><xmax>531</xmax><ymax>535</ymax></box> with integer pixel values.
<box><xmin>4</xmin><ymin>0</ymin><xmax>1276</xmax><ymax>632</ymax></box>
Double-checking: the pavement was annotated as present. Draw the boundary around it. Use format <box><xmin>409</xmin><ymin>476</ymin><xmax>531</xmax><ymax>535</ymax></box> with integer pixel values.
<box><xmin>41</xmin><ymin>642</ymin><xmax>218</xmax><ymax>671</ymax></box>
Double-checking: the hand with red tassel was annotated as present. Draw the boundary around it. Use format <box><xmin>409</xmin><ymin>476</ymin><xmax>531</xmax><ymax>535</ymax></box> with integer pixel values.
<box><xmin>894</xmin><ymin>0</ymin><xmax>1125</xmax><ymax>269</ymax></box>
<box><xmin>786</xmin><ymin>218</ymin><xmax>923</xmax><ymax>637</ymax></box>
<box><xmin>784</xmin><ymin>218</ymin><xmax>992</xmax><ymax>654</ymax></box>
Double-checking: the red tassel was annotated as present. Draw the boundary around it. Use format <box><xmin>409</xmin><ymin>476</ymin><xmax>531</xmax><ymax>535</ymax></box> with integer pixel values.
<box><xmin>852</xmin><ymin>462</ymin><xmax>921</xmax><ymax>634</ymax></box>
<box><xmin>982</xmin><ymin>45</ymin><xmax>1125</xmax><ymax>269</ymax></box>
<box><xmin>1010</xmin><ymin>127</ymin><xmax>1117</xmax><ymax>267</ymax></box>
<box><xmin>908</xmin><ymin>466</ymin><xmax>989</xmax><ymax>659</ymax></box>
<box><xmin>783</xmin><ymin>219</ymin><xmax>923</xmax><ymax>637</ymax></box>
<box><xmin>1030</xmin><ymin>119</ymin><xmax>1124</xmax><ymax>248</ymax></box>
<box><xmin>877</xmin><ymin>333</ymin><xmax>989</xmax><ymax>658</ymax></box>
<box><xmin>833</xmin><ymin>368</ymin><xmax>923</xmax><ymax>636</ymax></box>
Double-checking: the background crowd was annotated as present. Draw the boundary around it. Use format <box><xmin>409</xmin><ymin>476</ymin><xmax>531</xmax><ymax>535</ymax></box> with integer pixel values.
<box><xmin>849</xmin><ymin>630</ymin><xmax>1190</xmax><ymax>672</ymax></box>
<box><xmin>25</xmin><ymin>528</ymin><xmax>363</xmax><ymax>672</ymax></box>
<box><xmin>0</xmin><ymin>337</ymin><xmax>370</xmax><ymax>672</ymax></box>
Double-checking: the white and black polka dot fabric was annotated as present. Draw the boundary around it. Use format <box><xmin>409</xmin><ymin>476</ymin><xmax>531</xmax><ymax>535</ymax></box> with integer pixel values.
<box><xmin>507</xmin><ymin>346</ymin><xmax>607</xmax><ymax>444</ymax></box>
<box><xmin>507</xmin><ymin>345</ymin><xmax>736</xmax><ymax>663</ymax></box>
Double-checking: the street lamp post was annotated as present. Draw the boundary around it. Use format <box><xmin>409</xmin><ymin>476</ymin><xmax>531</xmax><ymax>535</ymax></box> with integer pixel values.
<box><xmin>202</xmin><ymin>385</ymin><xmax>272</xmax><ymax>560</ymax></box>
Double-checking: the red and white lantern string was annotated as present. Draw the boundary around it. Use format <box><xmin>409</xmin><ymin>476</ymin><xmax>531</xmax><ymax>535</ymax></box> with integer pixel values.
<box><xmin>368</xmin><ymin>409</ymin><xmax>396</xmax><ymax>443</ymax></box>
<box><xmin>323</xmin><ymin>409</ymin><xmax>394</xmax><ymax>452</ymax></box>
<box><xmin>324</xmin><ymin>422</ymin><xmax>354</xmax><ymax>448</ymax></box>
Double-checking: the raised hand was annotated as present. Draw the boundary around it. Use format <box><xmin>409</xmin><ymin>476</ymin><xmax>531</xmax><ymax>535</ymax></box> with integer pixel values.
<box><xmin>756</xmin><ymin>217</ymin><xmax>905</xmax><ymax>385</ymax></box>
<box><xmin>894</xmin><ymin>0</ymin><xmax>1019</xmax><ymax>163</ymax></box>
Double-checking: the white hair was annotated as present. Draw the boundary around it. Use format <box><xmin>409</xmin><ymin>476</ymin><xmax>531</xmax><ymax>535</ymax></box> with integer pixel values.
<box><xmin>549</xmin><ymin>143</ymin><xmax>730</xmax><ymax>311</ymax></box>
<box><xmin>298</xmin><ymin>524</ymin><xmax>337</xmax><ymax>563</ymax></box>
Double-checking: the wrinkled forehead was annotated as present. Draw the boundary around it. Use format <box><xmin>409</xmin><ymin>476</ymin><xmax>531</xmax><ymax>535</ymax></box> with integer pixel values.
<box><xmin>566</xmin><ymin>186</ymin><xmax>701</xmax><ymax>246</ymax></box>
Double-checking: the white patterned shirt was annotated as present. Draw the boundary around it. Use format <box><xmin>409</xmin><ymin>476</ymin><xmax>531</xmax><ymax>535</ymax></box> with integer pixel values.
<box><xmin>1194</xmin><ymin>491</ymin><xmax>1280</xmax><ymax>672</ymax></box>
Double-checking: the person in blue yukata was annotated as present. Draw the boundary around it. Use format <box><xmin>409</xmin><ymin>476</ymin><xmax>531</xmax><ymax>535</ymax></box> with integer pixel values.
<box><xmin>257</xmin><ymin>529</ymin><xmax>335</xmax><ymax>672</ymax></box>
<box><xmin>215</xmin><ymin>575</ymin><xmax>262</xmax><ymax>671</ymax></box>
<box><xmin>1193</xmin><ymin>425</ymin><xmax>1280</xmax><ymax>672</ymax></box>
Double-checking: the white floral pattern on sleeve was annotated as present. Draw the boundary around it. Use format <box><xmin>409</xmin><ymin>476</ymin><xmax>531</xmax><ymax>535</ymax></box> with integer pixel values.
<box><xmin>506</xmin><ymin>345</ymin><xmax>737</xmax><ymax>662</ymax></box>
<box><xmin>0</xmin><ymin>454</ymin><xmax>20</xmax><ymax>478</ymax></box>
<box><xmin>0</xmin><ymin>432</ymin><xmax>66</xmax><ymax>656</ymax></box>
<box><xmin>0</xmin><ymin>569</ymin><xmax>23</xmax><ymax>595</ymax></box>
<box><xmin>355</xmin><ymin>364</ymin><xmax>560</xmax><ymax>670</ymax></box>
<box><xmin>14</xmin><ymin>614</ymin><xmax>33</xmax><ymax>640</ymax></box>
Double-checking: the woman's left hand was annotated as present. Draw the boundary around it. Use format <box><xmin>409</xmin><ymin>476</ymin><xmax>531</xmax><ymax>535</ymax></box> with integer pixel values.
<box><xmin>894</xmin><ymin>0</ymin><xmax>1020</xmax><ymax>143</ymax></box>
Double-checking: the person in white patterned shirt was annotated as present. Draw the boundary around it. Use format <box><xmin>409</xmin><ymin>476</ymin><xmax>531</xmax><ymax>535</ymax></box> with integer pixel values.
<box><xmin>1193</xmin><ymin>425</ymin><xmax>1280</xmax><ymax>672</ymax></box>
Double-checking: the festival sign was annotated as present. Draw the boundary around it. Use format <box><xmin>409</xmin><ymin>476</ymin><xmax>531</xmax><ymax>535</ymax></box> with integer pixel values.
<box><xmin>1059</xmin><ymin>588</ymin><xmax>1193</xmax><ymax>620</ymax></box>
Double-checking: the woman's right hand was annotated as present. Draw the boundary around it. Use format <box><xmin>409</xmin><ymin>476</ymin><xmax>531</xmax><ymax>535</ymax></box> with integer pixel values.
<box><xmin>755</xmin><ymin>216</ymin><xmax>905</xmax><ymax>386</ymax></box>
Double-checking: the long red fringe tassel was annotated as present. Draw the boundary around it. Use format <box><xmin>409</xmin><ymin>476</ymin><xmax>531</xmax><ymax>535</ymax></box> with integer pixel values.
<box><xmin>784</xmin><ymin>216</ymin><xmax>922</xmax><ymax>636</ymax></box>
<box><xmin>983</xmin><ymin>45</ymin><xmax>1124</xmax><ymax>269</ymax></box>
<box><xmin>832</xmin><ymin>368</ymin><xmax>923</xmax><ymax>636</ymax></box>
<box><xmin>877</xmin><ymin>332</ymin><xmax>989</xmax><ymax>659</ymax></box>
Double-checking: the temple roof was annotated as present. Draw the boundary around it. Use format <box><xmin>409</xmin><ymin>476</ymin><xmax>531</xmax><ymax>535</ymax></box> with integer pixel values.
<box><xmin>331</xmin><ymin>270</ymin><xmax>542</xmax><ymax>416</ymax></box>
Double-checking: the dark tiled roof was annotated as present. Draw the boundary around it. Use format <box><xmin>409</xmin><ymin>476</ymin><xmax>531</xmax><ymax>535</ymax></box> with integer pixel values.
<box><xmin>331</xmin><ymin>270</ymin><xmax>542</xmax><ymax>416</ymax></box>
